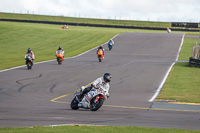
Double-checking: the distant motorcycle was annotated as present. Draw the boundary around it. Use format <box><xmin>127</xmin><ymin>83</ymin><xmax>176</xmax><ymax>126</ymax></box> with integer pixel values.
<box><xmin>108</xmin><ymin>42</ymin><xmax>113</xmax><ymax>51</ymax></box>
<box><xmin>71</xmin><ymin>86</ymin><xmax>108</xmax><ymax>111</ymax></box>
<box><xmin>61</xmin><ymin>25</ymin><xmax>69</xmax><ymax>29</ymax></box>
<box><xmin>167</xmin><ymin>27</ymin><xmax>171</xmax><ymax>33</ymax></box>
<box><xmin>97</xmin><ymin>49</ymin><xmax>104</xmax><ymax>62</ymax></box>
<box><xmin>25</xmin><ymin>55</ymin><xmax>33</xmax><ymax>69</ymax></box>
<box><xmin>56</xmin><ymin>51</ymin><xmax>64</xmax><ymax>64</ymax></box>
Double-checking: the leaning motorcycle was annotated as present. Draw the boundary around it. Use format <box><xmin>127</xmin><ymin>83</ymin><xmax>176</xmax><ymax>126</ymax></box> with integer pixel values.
<box><xmin>71</xmin><ymin>86</ymin><xmax>108</xmax><ymax>111</ymax></box>
<box><xmin>97</xmin><ymin>49</ymin><xmax>104</xmax><ymax>62</ymax></box>
<box><xmin>56</xmin><ymin>51</ymin><xmax>63</xmax><ymax>64</ymax></box>
<box><xmin>25</xmin><ymin>55</ymin><xmax>33</xmax><ymax>70</ymax></box>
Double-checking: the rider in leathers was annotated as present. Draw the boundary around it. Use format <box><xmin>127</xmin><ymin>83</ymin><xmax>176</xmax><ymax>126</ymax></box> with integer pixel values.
<box><xmin>24</xmin><ymin>48</ymin><xmax>35</xmax><ymax>65</ymax></box>
<box><xmin>79</xmin><ymin>73</ymin><xmax>112</xmax><ymax>99</ymax></box>
<box><xmin>56</xmin><ymin>46</ymin><xmax>65</xmax><ymax>57</ymax></box>
<box><xmin>108</xmin><ymin>39</ymin><xmax>114</xmax><ymax>46</ymax></box>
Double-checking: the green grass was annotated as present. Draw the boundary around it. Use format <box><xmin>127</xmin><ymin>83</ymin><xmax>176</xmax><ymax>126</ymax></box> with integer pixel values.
<box><xmin>0</xmin><ymin>125</ymin><xmax>199</xmax><ymax>133</ymax></box>
<box><xmin>157</xmin><ymin>62</ymin><xmax>200</xmax><ymax>103</ymax></box>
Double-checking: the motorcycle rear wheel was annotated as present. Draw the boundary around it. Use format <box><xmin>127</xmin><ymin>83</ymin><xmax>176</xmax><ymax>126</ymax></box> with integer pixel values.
<box><xmin>90</xmin><ymin>98</ymin><xmax>104</xmax><ymax>111</ymax></box>
<box><xmin>70</xmin><ymin>97</ymin><xmax>79</xmax><ymax>110</ymax></box>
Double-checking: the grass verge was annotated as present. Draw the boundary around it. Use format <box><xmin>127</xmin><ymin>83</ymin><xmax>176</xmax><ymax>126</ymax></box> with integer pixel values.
<box><xmin>0</xmin><ymin>125</ymin><xmax>199</xmax><ymax>133</ymax></box>
<box><xmin>157</xmin><ymin>62</ymin><xmax>200</xmax><ymax>103</ymax></box>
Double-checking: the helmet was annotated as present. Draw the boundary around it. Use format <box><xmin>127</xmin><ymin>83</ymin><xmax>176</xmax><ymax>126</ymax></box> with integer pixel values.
<box><xmin>103</xmin><ymin>73</ymin><xmax>112</xmax><ymax>83</ymax></box>
<box><xmin>58</xmin><ymin>46</ymin><xmax>62</xmax><ymax>50</ymax></box>
<box><xmin>28</xmin><ymin>48</ymin><xmax>31</xmax><ymax>53</ymax></box>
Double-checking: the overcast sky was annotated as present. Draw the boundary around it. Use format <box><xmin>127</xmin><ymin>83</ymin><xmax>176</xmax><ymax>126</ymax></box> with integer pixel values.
<box><xmin>0</xmin><ymin>0</ymin><xmax>200</xmax><ymax>22</ymax></box>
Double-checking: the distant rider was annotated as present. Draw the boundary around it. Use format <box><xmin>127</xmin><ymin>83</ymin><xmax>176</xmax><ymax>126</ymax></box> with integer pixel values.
<box><xmin>78</xmin><ymin>73</ymin><xmax>112</xmax><ymax>99</ymax></box>
<box><xmin>56</xmin><ymin>46</ymin><xmax>65</xmax><ymax>57</ymax></box>
<box><xmin>108</xmin><ymin>39</ymin><xmax>114</xmax><ymax>46</ymax></box>
<box><xmin>167</xmin><ymin>27</ymin><xmax>171</xmax><ymax>33</ymax></box>
<box><xmin>97</xmin><ymin>45</ymin><xmax>105</xmax><ymax>55</ymax></box>
<box><xmin>24</xmin><ymin>48</ymin><xmax>35</xmax><ymax>65</ymax></box>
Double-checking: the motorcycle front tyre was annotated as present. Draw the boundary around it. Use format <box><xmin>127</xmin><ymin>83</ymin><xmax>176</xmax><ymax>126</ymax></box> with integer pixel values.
<box><xmin>57</xmin><ymin>57</ymin><xmax>61</xmax><ymax>64</ymax></box>
<box><xmin>108</xmin><ymin>45</ymin><xmax>112</xmax><ymax>50</ymax></box>
<box><xmin>98</xmin><ymin>55</ymin><xmax>102</xmax><ymax>62</ymax></box>
<box><xmin>70</xmin><ymin>97</ymin><xmax>79</xmax><ymax>110</ymax></box>
<box><xmin>90</xmin><ymin>98</ymin><xmax>104</xmax><ymax>111</ymax></box>
<box><xmin>27</xmin><ymin>62</ymin><xmax>32</xmax><ymax>69</ymax></box>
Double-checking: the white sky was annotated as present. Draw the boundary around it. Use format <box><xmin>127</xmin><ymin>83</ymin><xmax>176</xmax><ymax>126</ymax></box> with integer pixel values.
<box><xmin>0</xmin><ymin>0</ymin><xmax>200</xmax><ymax>22</ymax></box>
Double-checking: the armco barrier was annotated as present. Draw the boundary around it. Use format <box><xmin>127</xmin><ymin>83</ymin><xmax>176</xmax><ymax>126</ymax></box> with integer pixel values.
<box><xmin>0</xmin><ymin>18</ymin><xmax>199</xmax><ymax>32</ymax></box>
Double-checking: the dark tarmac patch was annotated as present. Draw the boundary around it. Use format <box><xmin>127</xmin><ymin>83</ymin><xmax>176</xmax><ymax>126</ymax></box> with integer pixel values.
<box><xmin>151</xmin><ymin>101</ymin><xmax>200</xmax><ymax>111</ymax></box>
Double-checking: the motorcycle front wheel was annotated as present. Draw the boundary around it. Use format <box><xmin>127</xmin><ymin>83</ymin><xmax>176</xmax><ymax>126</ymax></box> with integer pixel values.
<box><xmin>27</xmin><ymin>62</ymin><xmax>32</xmax><ymax>69</ymax></box>
<box><xmin>108</xmin><ymin>45</ymin><xmax>112</xmax><ymax>50</ymax></box>
<box><xmin>57</xmin><ymin>57</ymin><xmax>61</xmax><ymax>64</ymax></box>
<box><xmin>90</xmin><ymin>98</ymin><xmax>104</xmax><ymax>111</ymax></box>
<box><xmin>98</xmin><ymin>55</ymin><xmax>102</xmax><ymax>62</ymax></box>
<box><xmin>70</xmin><ymin>97</ymin><xmax>79</xmax><ymax>110</ymax></box>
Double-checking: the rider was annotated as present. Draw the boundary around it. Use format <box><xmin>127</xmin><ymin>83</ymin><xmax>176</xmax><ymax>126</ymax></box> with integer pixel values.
<box><xmin>167</xmin><ymin>27</ymin><xmax>171</xmax><ymax>33</ymax></box>
<box><xmin>24</xmin><ymin>48</ymin><xmax>35</xmax><ymax>64</ymax></box>
<box><xmin>56</xmin><ymin>46</ymin><xmax>65</xmax><ymax>57</ymax></box>
<box><xmin>78</xmin><ymin>73</ymin><xmax>112</xmax><ymax>99</ymax></box>
<box><xmin>108</xmin><ymin>39</ymin><xmax>114</xmax><ymax>46</ymax></box>
<box><xmin>97</xmin><ymin>45</ymin><xmax>105</xmax><ymax>56</ymax></box>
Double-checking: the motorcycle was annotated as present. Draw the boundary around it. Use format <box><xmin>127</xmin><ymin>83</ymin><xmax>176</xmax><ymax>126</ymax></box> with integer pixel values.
<box><xmin>71</xmin><ymin>86</ymin><xmax>108</xmax><ymax>111</ymax></box>
<box><xmin>25</xmin><ymin>55</ymin><xmax>33</xmax><ymax>69</ymax></box>
<box><xmin>97</xmin><ymin>49</ymin><xmax>104</xmax><ymax>62</ymax></box>
<box><xmin>167</xmin><ymin>27</ymin><xmax>171</xmax><ymax>33</ymax></box>
<box><xmin>61</xmin><ymin>25</ymin><xmax>69</xmax><ymax>29</ymax></box>
<box><xmin>108</xmin><ymin>42</ymin><xmax>113</xmax><ymax>51</ymax></box>
<box><xmin>56</xmin><ymin>51</ymin><xmax>64</xmax><ymax>65</ymax></box>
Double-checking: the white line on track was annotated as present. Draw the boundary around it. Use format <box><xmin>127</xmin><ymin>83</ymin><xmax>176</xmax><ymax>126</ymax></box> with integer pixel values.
<box><xmin>0</xmin><ymin>35</ymin><xmax>119</xmax><ymax>73</ymax></box>
<box><xmin>148</xmin><ymin>34</ymin><xmax>185</xmax><ymax>102</ymax></box>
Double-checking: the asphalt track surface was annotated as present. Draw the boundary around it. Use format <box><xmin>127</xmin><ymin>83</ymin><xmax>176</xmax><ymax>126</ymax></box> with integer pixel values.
<box><xmin>0</xmin><ymin>33</ymin><xmax>200</xmax><ymax>130</ymax></box>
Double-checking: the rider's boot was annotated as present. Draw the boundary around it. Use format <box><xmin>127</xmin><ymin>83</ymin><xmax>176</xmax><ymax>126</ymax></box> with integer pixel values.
<box><xmin>77</xmin><ymin>86</ymin><xmax>92</xmax><ymax>100</ymax></box>
<box><xmin>77</xmin><ymin>86</ymin><xmax>86</xmax><ymax>100</ymax></box>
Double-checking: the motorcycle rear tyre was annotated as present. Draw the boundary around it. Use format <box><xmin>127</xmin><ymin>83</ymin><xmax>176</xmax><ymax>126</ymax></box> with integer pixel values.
<box><xmin>90</xmin><ymin>98</ymin><xmax>104</xmax><ymax>111</ymax></box>
<box><xmin>70</xmin><ymin>97</ymin><xmax>79</xmax><ymax>110</ymax></box>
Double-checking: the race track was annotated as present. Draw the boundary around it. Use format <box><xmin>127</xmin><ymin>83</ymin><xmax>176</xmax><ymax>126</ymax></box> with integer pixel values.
<box><xmin>0</xmin><ymin>32</ymin><xmax>199</xmax><ymax>130</ymax></box>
